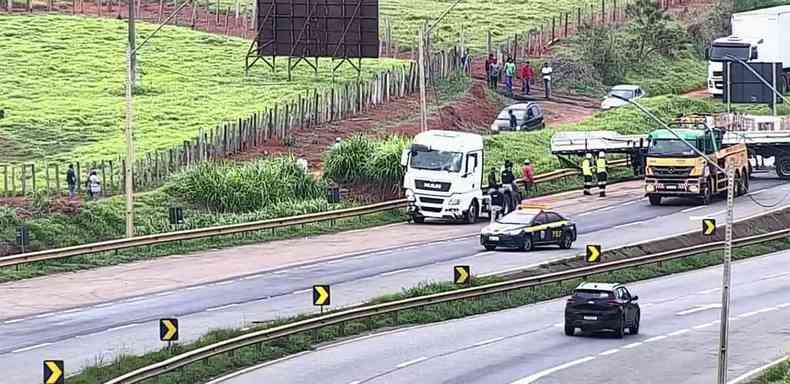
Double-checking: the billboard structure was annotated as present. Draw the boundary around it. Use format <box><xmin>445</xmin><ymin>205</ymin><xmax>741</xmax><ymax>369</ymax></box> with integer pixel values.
<box><xmin>722</xmin><ymin>62</ymin><xmax>784</xmax><ymax>105</ymax></box>
<box><xmin>245</xmin><ymin>0</ymin><xmax>379</xmax><ymax>80</ymax></box>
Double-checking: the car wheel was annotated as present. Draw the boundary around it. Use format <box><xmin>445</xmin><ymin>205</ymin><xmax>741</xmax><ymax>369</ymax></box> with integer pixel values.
<box><xmin>484</xmin><ymin>244</ymin><xmax>496</xmax><ymax>251</ymax></box>
<box><xmin>520</xmin><ymin>235</ymin><xmax>533</xmax><ymax>252</ymax></box>
<box><xmin>564</xmin><ymin>324</ymin><xmax>575</xmax><ymax>336</ymax></box>
<box><xmin>648</xmin><ymin>194</ymin><xmax>661</xmax><ymax>206</ymax></box>
<box><xmin>411</xmin><ymin>215</ymin><xmax>424</xmax><ymax>224</ymax></box>
<box><xmin>630</xmin><ymin>310</ymin><xmax>640</xmax><ymax>335</ymax></box>
<box><xmin>559</xmin><ymin>232</ymin><xmax>573</xmax><ymax>249</ymax></box>
<box><xmin>465</xmin><ymin>201</ymin><xmax>479</xmax><ymax>224</ymax></box>
<box><xmin>614</xmin><ymin>315</ymin><xmax>625</xmax><ymax>339</ymax></box>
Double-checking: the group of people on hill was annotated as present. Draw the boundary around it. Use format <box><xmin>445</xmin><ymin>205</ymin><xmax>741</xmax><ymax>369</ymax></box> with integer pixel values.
<box><xmin>65</xmin><ymin>164</ymin><xmax>102</xmax><ymax>201</ymax></box>
<box><xmin>484</xmin><ymin>54</ymin><xmax>553</xmax><ymax>99</ymax></box>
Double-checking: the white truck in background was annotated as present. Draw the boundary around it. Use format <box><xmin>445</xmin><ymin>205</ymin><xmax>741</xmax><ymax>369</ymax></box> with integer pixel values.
<box><xmin>707</xmin><ymin>5</ymin><xmax>790</xmax><ymax>96</ymax></box>
<box><xmin>402</xmin><ymin>130</ymin><xmax>505</xmax><ymax>224</ymax></box>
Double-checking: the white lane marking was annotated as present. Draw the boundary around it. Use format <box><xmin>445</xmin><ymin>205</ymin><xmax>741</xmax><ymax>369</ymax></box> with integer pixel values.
<box><xmin>34</xmin><ymin>313</ymin><xmax>53</xmax><ymax>319</ymax></box>
<box><xmin>379</xmin><ymin>268</ymin><xmax>412</xmax><ymax>277</ymax></box>
<box><xmin>93</xmin><ymin>302</ymin><xmax>115</xmax><ymax>308</ymax></box>
<box><xmin>205</xmin><ymin>304</ymin><xmax>238</xmax><ymax>312</ymax></box>
<box><xmin>553</xmin><ymin>323</ymin><xmax>564</xmax><ymax>328</ymax></box>
<box><xmin>273</xmin><ymin>270</ymin><xmax>289</xmax><ymax>274</ymax></box>
<box><xmin>107</xmin><ymin>323</ymin><xmax>139</xmax><ymax>332</ymax></box>
<box><xmin>60</xmin><ymin>308</ymin><xmax>82</xmax><ymax>314</ymax></box>
<box><xmin>776</xmin><ymin>303</ymin><xmax>790</xmax><ymax>308</ymax></box>
<box><xmin>614</xmin><ymin>221</ymin><xmax>645</xmax><ymax>229</ymax></box>
<box><xmin>292</xmin><ymin>289</ymin><xmax>311</xmax><ymax>295</ymax></box>
<box><xmin>622</xmin><ymin>342</ymin><xmax>643</xmax><ymax>349</ymax></box>
<box><xmin>693</xmin><ymin>322</ymin><xmax>715</xmax><ymax>330</ymax></box>
<box><xmin>698</xmin><ymin>288</ymin><xmax>720</xmax><ymax>294</ymax></box>
<box><xmin>213</xmin><ymin>280</ymin><xmax>235</xmax><ymax>286</ymax></box>
<box><xmin>738</xmin><ymin>307</ymin><xmax>778</xmax><ymax>319</ymax></box>
<box><xmin>645</xmin><ymin>335</ymin><xmax>668</xmax><ymax>343</ymax></box>
<box><xmin>242</xmin><ymin>274</ymin><xmax>265</xmax><ymax>281</ymax></box>
<box><xmin>676</xmin><ymin>303</ymin><xmax>721</xmax><ymax>316</ymax></box>
<box><xmin>185</xmin><ymin>286</ymin><xmax>204</xmax><ymax>291</ymax></box>
<box><xmin>747</xmin><ymin>189</ymin><xmax>767</xmax><ymax>196</ymax></box>
<box><xmin>738</xmin><ymin>310</ymin><xmax>761</xmax><ymax>318</ymax></box>
<box><xmin>327</xmin><ymin>259</ymin><xmax>345</xmax><ymax>264</ymax></box>
<box><xmin>682</xmin><ymin>206</ymin><xmax>707</xmax><ymax>213</ymax></box>
<box><xmin>763</xmin><ymin>272</ymin><xmax>790</xmax><ymax>280</ymax></box>
<box><xmin>473</xmin><ymin>337</ymin><xmax>505</xmax><ymax>347</ymax></box>
<box><xmin>12</xmin><ymin>342</ymin><xmax>52</xmax><ymax>353</ymax></box>
<box><xmin>597</xmin><ymin>206</ymin><xmax>615</xmax><ymax>212</ymax></box>
<box><xmin>396</xmin><ymin>356</ymin><xmax>428</xmax><ymax>368</ymax></box>
<box><xmin>3</xmin><ymin>318</ymin><xmax>27</xmax><ymax>325</ymax></box>
<box><xmin>475</xmin><ymin>251</ymin><xmax>495</xmax><ymax>257</ymax></box>
<box><xmin>599</xmin><ymin>349</ymin><xmax>620</xmax><ymax>356</ymax></box>
<box><xmin>510</xmin><ymin>356</ymin><xmax>596</xmax><ymax>384</ymax></box>
<box><xmin>155</xmin><ymin>291</ymin><xmax>173</xmax><ymax>296</ymax></box>
<box><xmin>668</xmin><ymin>329</ymin><xmax>691</xmax><ymax>337</ymax></box>
<box><xmin>347</xmin><ymin>381</ymin><xmax>361</xmax><ymax>384</ymax></box>
<box><xmin>620</xmin><ymin>200</ymin><xmax>637</xmax><ymax>206</ymax></box>
<box><xmin>578</xmin><ymin>211</ymin><xmax>593</xmax><ymax>217</ymax></box>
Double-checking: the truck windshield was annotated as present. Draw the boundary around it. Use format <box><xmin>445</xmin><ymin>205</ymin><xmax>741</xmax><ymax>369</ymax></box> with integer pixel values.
<box><xmin>710</xmin><ymin>44</ymin><xmax>750</xmax><ymax>61</ymax></box>
<box><xmin>409</xmin><ymin>149</ymin><xmax>463</xmax><ymax>172</ymax></box>
<box><xmin>648</xmin><ymin>139</ymin><xmax>698</xmax><ymax>157</ymax></box>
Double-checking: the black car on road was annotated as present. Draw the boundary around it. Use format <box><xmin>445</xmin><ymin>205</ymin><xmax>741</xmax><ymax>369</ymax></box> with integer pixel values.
<box><xmin>479</xmin><ymin>205</ymin><xmax>577</xmax><ymax>251</ymax></box>
<box><xmin>564</xmin><ymin>282</ymin><xmax>640</xmax><ymax>338</ymax></box>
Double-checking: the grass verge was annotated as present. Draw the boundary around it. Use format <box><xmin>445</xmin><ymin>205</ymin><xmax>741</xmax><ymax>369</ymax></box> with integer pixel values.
<box><xmin>67</xmin><ymin>236</ymin><xmax>790</xmax><ymax>383</ymax></box>
<box><xmin>746</xmin><ymin>359</ymin><xmax>790</xmax><ymax>384</ymax></box>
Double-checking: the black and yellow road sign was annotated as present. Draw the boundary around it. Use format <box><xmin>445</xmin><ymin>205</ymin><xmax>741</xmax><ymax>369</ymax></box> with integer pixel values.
<box><xmin>43</xmin><ymin>360</ymin><xmax>64</xmax><ymax>384</ymax></box>
<box><xmin>586</xmin><ymin>244</ymin><xmax>602</xmax><ymax>263</ymax></box>
<box><xmin>313</xmin><ymin>285</ymin><xmax>330</xmax><ymax>306</ymax></box>
<box><xmin>702</xmin><ymin>218</ymin><xmax>716</xmax><ymax>236</ymax></box>
<box><xmin>454</xmin><ymin>265</ymin><xmax>471</xmax><ymax>285</ymax></box>
<box><xmin>159</xmin><ymin>318</ymin><xmax>179</xmax><ymax>342</ymax></box>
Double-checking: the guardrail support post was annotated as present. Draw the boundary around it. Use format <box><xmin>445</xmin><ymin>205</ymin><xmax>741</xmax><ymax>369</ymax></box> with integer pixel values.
<box><xmin>339</xmin><ymin>321</ymin><xmax>346</xmax><ymax>336</ymax></box>
<box><xmin>312</xmin><ymin>328</ymin><xmax>319</xmax><ymax>343</ymax></box>
<box><xmin>392</xmin><ymin>310</ymin><xmax>399</xmax><ymax>326</ymax></box>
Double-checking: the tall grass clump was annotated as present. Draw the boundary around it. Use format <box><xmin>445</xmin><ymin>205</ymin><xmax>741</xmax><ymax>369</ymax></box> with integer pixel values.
<box><xmin>166</xmin><ymin>157</ymin><xmax>324</xmax><ymax>213</ymax></box>
<box><xmin>323</xmin><ymin>135</ymin><xmax>376</xmax><ymax>183</ymax></box>
<box><xmin>364</xmin><ymin>136</ymin><xmax>410</xmax><ymax>185</ymax></box>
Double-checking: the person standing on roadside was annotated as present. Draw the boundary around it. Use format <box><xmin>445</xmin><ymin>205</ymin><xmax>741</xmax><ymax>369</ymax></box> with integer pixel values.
<box><xmin>582</xmin><ymin>153</ymin><xmax>593</xmax><ymax>196</ymax></box>
<box><xmin>489</xmin><ymin>60</ymin><xmax>500</xmax><ymax>91</ymax></box>
<box><xmin>521</xmin><ymin>159</ymin><xmax>535</xmax><ymax>196</ymax></box>
<box><xmin>66</xmin><ymin>164</ymin><xmax>77</xmax><ymax>199</ymax></box>
<box><xmin>596</xmin><ymin>151</ymin><xmax>608</xmax><ymax>197</ymax></box>
<box><xmin>484</xmin><ymin>54</ymin><xmax>496</xmax><ymax>88</ymax></box>
<box><xmin>520</xmin><ymin>61</ymin><xmax>534</xmax><ymax>95</ymax></box>
<box><xmin>541</xmin><ymin>62</ymin><xmax>553</xmax><ymax>99</ymax></box>
<box><xmin>504</xmin><ymin>57</ymin><xmax>516</xmax><ymax>96</ymax></box>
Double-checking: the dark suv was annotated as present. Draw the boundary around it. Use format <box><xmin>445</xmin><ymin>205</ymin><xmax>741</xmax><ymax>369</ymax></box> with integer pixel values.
<box><xmin>564</xmin><ymin>282</ymin><xmax>640</xmax><ymax>338</ymax></box>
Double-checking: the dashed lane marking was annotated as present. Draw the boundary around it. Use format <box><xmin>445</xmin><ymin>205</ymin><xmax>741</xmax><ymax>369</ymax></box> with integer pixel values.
<box><xmin>12</xmin><ymin>342</ymin><xmax>52</xmax><ymax>353</ymax></box>
<box><xmin>645</xmin><ymin>335</ymin><xmax>667</xmax><ymax>343</ymax></box>
<box><xmin>509</xmin><ymin>356</ymin><xmax>596</xmax><ymax>384</ymax></box>
<box><xmin>473</xmin><ymin>337</ymin><xmax>505</xmax><ymax>347</ymax></box>
<box><xmin>396</xmin><ymin>356</ymin><xmax>427</xmax><ymax>369</ymax></box>
<box><xmin>598</xmin><ymin>349</ymin><xmax>620</xmax><ymax>356</ymax></box>
<box><xmin>205</xmin><ymin>304</ymin><xmax>238</xmax><ymax>312</ymax></box>
<box><xmin>668</xmin><ymin>329</ymin><xmax>691</xmax><ymax>337</ymax></box>
<box><xmin>622</xmin><ymin>342</ymin><xmax>643</xmax><ymax>349</ymax></box>
<box><xmin>379</xmin><ymin>268</ymin><xmax>412</xmax><ymax>277</ymax></box>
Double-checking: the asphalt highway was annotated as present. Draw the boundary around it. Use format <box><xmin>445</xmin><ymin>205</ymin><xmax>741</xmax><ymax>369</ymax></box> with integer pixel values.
<box><xmin>219</xmin><ymin>250</ymin><xmax>790</xmax><ymax>384</ymax></box>
<box><xmin>1</xmin><ymin>177</ymin><xmax>788</xmax><ymax>382</ymax></box>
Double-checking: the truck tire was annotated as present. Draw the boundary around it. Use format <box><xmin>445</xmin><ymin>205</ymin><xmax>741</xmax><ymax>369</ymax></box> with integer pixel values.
<box><xmin>777</xmin><ymin>156</ymin><xmax>790</xmax><ymax>179</ymax></box>
<box><xmin>465</xmin><ymin>201</ymin><xmax>479</xmax><ymax>224</ymax></box>
<box><xmin>702</xmin><ymin>179</ymin><xmax>713</xmax><ymax>205</ymax></box>
<box><xmin>648</xmin><ymin>195</ymin><xmax>661</xmax><ymax>206</ymax></box>
<box><xmin>411</xmin><ymin>215</ymin><xmax>425</xmax><ymax>224</ymax></box>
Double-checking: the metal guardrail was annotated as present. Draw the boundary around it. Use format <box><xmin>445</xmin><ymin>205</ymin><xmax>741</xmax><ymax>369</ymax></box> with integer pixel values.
<box><xmin>0</xmin><ymin>160</ymin><xmax>629</xmax><ymax>269</ymax></box>
<box><xmin>104</xmin><ymin>225</ymin><xmax>790</xmax><ymax>384</ymax></box>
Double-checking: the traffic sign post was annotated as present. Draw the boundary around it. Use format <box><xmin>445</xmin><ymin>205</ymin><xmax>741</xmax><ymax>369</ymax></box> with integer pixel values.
<box><xmin>585</xmin><ymin>245</ymin><xmax>601</xmax><ymax>263</ymax></box>
<box><xmin>159</xmin><ymin>318</ymin><xmax>179</xmax><ymax>348</ymax></box>
<box><xmin>703</xmin><ymin>218</ymin><xmax>716</xmax><ymax>236</ymax></box>
<box><xmin>453</xmin><ymin>265</ymin><xmax>471</xmax><ymax>286</ymax></box>
<box><xmin>313</xmin><ymin>285</ymin><xmax>330</xmax><ymax>313</ymax></box>
<box><xmin>16</xmin><ymin>225</ymin><xmax>29</xmax><ymax>253</ymax></box>
<box><xmin>43</xmin><ymin>360</ymin><xmax>64</xmax><ymax>384</ymax></box>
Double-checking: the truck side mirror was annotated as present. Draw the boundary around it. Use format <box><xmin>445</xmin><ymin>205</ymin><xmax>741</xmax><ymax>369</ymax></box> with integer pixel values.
<box><xmin>750</xmin><ymin>48</ymin><xmax>758</xmax><ymax>60</ymax></box>
<box><xmin>400</xmin><ymin>149</ymin><xmax>409</xmax><ymax>167</ymax></box>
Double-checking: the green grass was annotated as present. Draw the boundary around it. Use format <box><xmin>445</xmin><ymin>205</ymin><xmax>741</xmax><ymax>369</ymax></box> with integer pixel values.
<box><xmin>735</xmin><ymin>0</ymin><xmax>790</xmax><ymax>12</ymax></box>
<box><xmin>0</xmin><ymin>14</ymin><xmax>403</xmax><ymax>164</ymax></box>
<box><xmin>624</xmin><ymin>53</ymin><xmax>708</xmax><ymax>96</ymax></box>
<box><xmin>66</xmin><ymin>234</ymin><xmax>790</xmax><ymax>384</ymax></box>
<box><xmin>747</xmin><ymin>358</ymin><xmax>790</xmax><ymax>384</ymax></box>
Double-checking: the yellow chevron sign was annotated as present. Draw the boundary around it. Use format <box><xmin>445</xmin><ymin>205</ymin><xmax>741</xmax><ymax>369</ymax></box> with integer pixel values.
<box><xmin>454</xmin><ymin>265</ymin><xmax>470</xmax><ymax>285</ymax></box>
<box><xmin>586</xmin><ymin>244</ymin><xmax>601</xmax><ymax>263</ymax></box>
<box><xmin>313</xmin><ymin>285</ymin><xmax>330</xmax><ymax>306</ymax></box>
<box><xmin>43</xmin><ymin>360</ymin><xmax>63</xmax><ymax>384</ymax></box>
<box><xmin>703</xmin><ymin>218</ymin><xmax>716</xmax><ymax>236</ymax></box>
<box><xmin>159</xmin><ymin>318</ymin><xmax>179</xmax><ymax>342</ymax></box>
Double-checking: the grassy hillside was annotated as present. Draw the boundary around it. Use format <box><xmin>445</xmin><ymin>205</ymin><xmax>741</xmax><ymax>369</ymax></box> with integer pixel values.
<box><xmin>0</xmin><ymin>14</ymin><xmax>402</xmax><ymax>164</ymax></box>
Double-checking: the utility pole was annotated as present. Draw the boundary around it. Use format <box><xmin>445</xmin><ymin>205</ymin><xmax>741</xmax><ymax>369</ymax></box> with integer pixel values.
<box><xmin>417</xmin><ymin>26</ymin><xmax>428</xmax><ymax>132</ymax></box>
<box><xmin>125</xmin><ymin>0</ymin><xmax>137</xmax><ymax>238</ymax></box>
<box><xmin>717</xmin><ymin>164</ymin><xmax>735</xmax><ymax>384</ymax></box>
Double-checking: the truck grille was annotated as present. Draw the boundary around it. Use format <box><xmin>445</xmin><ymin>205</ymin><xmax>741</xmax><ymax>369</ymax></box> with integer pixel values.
<box><xmin>713</xmin><ymin>71</ymin><xmax>723</xmax><ymax>77</ymax></box>
<box><xmin>415</xmin><ymin>180</ymin><xmax>451</xmax><ymax>192</ymax></box>
<box><xmin>652</xmin><ymin>166</ymin><xmax>693</xmax><ymax>177</ymax></box>
<box><xmin>419</xmin><ymin>197</ymin><xmax>444</xmax><ymax>204</ymax></box>
<box><xmin>421</xmin><ymin>206</ymin><xmax>443</xmax><ymax>213</ymax></box>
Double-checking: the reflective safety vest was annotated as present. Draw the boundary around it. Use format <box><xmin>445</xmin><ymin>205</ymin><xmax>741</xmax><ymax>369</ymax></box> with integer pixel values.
<box><xmin>581</xmin><ymin>159</ymin><xmax>593</xmax><ymax>176</ymax></box>
<box><xmin>596</xmin><ymin>158</ymin><xmax>607</xmax><ymax>174</ymax></box>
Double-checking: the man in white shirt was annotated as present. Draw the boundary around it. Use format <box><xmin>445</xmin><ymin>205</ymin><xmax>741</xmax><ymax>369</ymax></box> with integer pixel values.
<box><xmin>541</xmin><ymin>62</ymin><xmax>553</xmax><ymax>99</ymax></box>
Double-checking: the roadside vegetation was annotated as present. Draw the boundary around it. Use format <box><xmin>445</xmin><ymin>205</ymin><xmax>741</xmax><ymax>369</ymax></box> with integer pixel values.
<box><xmin>736</xmin><ymin>0</ymin><xmax>790</xmax><ymax>12</ymax></box>
<box><xmin>66</xmin><ymin>234</ymin><xmax>790</xmax><ymax>384</ymax></box>
<box><xmin>0</xmin><ymin>14</ymin><xmax>402</xmax><ymax>164</ymax></box>
<box><xmin>747</xmin><ymin>359</ymin><xmax>790</xmax><ymax>384</ymax></box>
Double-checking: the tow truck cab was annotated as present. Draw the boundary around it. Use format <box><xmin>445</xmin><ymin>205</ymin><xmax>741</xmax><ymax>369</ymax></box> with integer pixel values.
<box><xmin>401</xmin><ymin>130</ymin><xmax>490</xmax><ymax>224</ymax></box>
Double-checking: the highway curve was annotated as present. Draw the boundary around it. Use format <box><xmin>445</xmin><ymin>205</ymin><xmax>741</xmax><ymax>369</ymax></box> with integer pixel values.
<box><xmin>0</xmin><ymin>177</ymin><xmax>788</xmax><ymax>382</ymax></box>
<box><xmin>218</xmin><ymin>250</ymin><xmax>790</xmax><ymax>384</ymax></box>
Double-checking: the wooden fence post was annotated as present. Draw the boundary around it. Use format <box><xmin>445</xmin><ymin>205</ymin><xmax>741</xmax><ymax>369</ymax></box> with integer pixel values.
<box><xmin>55</xmin><ymin>164</ymin><xmax>61</xmax><ymax>196</ymax></box>
<box><xmin>20</xmin><ymin>165</ymin><xmax>26</xmax><ymax>196</ymax></box>
<box><xmin>11</xmin><ymin>166</ymin><xmax>16</xmax><ymax>197</ymax></box>
<box><xmin>45</xmin><ymin>163</ymin><xmax>51</xmax><ymax>195</ymax></box>
<box><xmin>564</xmin><ymin>12</ymin><xmax>569</xmax><ymax>37</ymax></box>
<box><xmin>2</xmin><ymin>165</ymin><xmax>7</xmax><ymax>197</ymax></box>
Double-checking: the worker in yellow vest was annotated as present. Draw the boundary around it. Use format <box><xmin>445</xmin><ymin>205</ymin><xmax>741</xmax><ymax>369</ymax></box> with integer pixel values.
<box><xmin>596</xmin><ymin>151</ymin><xmax>608</xmax><ymax>197</ymax></box>
<box><xmin>581</xmin><ymin>153</ymin><xmax>593</xmax><ymax>196</ymax></box>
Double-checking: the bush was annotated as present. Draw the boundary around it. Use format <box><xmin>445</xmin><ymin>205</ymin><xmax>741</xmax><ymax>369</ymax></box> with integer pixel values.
<box><xmin>323</xmin><ymin>135</ymin><xmax>376</xmax><ymax>184</ymax></box>
<box><xmin>166</xmin><ymin>157</ymin><xmax>324</xmax><ymax>213</ymax></box>
<box><xmin>364</xmin><ymin>136</ymin><xmax>410</xmax><ymax>185</ymax></box>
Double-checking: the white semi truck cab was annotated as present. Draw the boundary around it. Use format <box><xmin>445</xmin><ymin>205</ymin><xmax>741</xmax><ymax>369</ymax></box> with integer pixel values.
<box><xmin>401</xmin><ymin>130</ymin><xmax>491</xmax><ymax>224</ymax></box>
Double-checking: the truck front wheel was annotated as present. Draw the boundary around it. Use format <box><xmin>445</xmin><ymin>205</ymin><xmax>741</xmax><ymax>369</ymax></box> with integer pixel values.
<box><xmin>701</xmin><ymin>180</ymin><xmax>713</xmax><ymax>205</ymax></box>
<box><xmin>465</xmin><ymin>201</ymin><xmax>479</xmax><ymax>224</ymax></box>
<box><xmin>648</xmin><ymin>195</ymin><xmax>661</xmax><ymax>206</ymax></box>
<box><xmin>776</xmin><ymin>156</ymin><xmax>790</xmax><ymax>179</ymax></box>
<box><xmin>411</xmin><ymin>215</ymin><xmax>425</xmax><ymax>224</ymax></box>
